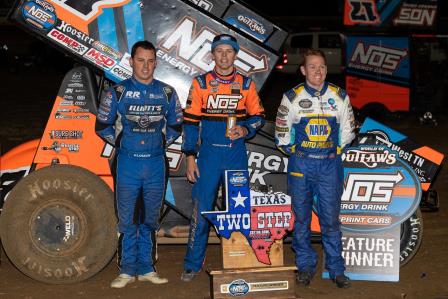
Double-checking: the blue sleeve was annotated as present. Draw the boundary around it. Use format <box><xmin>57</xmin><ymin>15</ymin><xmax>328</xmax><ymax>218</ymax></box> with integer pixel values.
<box><xmin>181</xmin><ymin>124</ymin><xmax>199</xmax><ymax>155</ymax></box>
<box><xmin>165</xmin><ymin>90</ymin><xmax>183</xmax><ymax>147</ymax></box>
<box><xmin>243</xmin><ymin>115</ymin><xmax>265</xmax><ymax>139</ymax></box>
<box><xmin>95</xmin><ymin>88</ymin><xmax>118</xmax><ymax>146</ymax></box>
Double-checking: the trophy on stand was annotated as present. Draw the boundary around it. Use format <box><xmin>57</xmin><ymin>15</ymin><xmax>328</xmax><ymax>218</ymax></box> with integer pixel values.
<box><xmin>203</xmin><ymin>170</ymin><xmax>297</xmax><ymax>299</ymax></box>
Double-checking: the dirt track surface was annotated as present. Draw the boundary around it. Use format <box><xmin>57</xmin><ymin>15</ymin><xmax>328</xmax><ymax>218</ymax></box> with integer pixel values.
<box><xmin>1</xmin><ymin>59</ymin><xmax>448</xmax><ymax>298</ymax></box>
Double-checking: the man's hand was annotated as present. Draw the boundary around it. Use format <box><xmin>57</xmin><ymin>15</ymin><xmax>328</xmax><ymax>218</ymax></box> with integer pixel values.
<box><xmin>228</xmin><ymin>125</ymin><xmax>248</xmax><ymax>140</ymax></box>
<box><xmin>186</xmin><ymin>155</ymin><xmax>200</xmax><ymax>183</ymax></box>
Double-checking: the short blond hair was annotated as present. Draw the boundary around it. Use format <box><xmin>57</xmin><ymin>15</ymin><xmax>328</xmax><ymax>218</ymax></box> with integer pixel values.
<box><xmin>301</xmin><ymin>48</ymin><xmax>327</xmax><ymax>66</ymax></box>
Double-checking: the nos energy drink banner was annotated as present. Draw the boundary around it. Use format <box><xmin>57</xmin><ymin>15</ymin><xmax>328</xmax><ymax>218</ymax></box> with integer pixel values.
<box><xmin>345</xmin><ymin>36</ymin><xmax>410</xmax><ymax>112</ymax></box>
<box><xmin>11</xmin><ymin>0</ymin><xmax>286</xmax><ymax>106</ymax></box>
<box><xmin>323</xmin><ymin>145</ymin><xmax>421</xmax><ymax>281</ymax></box>
<box><xmin>343</xmin><ymin>0</ymin><xmax>439</xmax><ymax>29</ymax></box>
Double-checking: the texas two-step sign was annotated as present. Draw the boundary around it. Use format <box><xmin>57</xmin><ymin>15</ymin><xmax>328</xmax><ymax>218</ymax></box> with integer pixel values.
<box><xmin>202</xmin><ymin>170</ymin><xmax>295</xmax><ymax>266</ymax></box>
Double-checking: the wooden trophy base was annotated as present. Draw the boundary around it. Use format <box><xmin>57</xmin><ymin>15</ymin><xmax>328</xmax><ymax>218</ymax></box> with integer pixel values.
<box><xmin>207</xmin><ymin>266</ymin><xmax>298</xmax><ymax>299</ymax></box>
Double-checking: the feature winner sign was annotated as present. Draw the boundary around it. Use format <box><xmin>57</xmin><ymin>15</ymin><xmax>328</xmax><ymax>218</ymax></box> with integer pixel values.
<box><xmin>203</xmin><ymin>170</ymin><xmax>296</xmax><ymax>298</ymax></box>
<box><xmin>331</xmin><ymin>145</ymin><xmax>421</xmax><ymax>281</ymax></box>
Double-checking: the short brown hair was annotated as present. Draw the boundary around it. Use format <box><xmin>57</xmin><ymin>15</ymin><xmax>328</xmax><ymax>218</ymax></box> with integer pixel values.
<box><xmin>301</xmin><ymin>48</ymin><xmax>327</xmax><ymax>66</ymax></box>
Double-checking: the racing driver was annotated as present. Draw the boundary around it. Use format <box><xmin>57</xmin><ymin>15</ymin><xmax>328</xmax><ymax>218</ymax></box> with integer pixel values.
<box><xmin>275</xmin><ymin>49</ymin><xmax>355</xmax><ymax>288</ymax></box>
<box><xmin>181</xmin><ymin>34</ymin><xmax>265</xmax><ymax>282</ymax></box>
<box><xmin>96</xmin><ymin>40</ymin><xmax>183</xmax><ymax>288</ymax></box>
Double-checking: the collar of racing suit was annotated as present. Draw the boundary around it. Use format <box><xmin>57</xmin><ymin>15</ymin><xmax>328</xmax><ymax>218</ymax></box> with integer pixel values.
<box><xmin>304</xmin><ymin>81</ymin><xmax>328</xmax><ymax>97</ymax></box>
<box><xmin>211</xmin><ymin>68</ymin><xmax>237</xmax><ymax>84</ymax></box>
<box><xmin>130</xmin><ymin>76</ymin><xmax>156</xmax><ymax>91</ymax></box>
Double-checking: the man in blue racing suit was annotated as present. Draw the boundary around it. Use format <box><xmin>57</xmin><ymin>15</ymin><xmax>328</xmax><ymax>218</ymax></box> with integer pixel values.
<box><xmin>275</xmin><ymin>49</ymin><xmax>355</xmax><ymax>288</ymax></box>
<box><xmin>181</xmin><ymin>34</ymin><xmax>265</xmax><ymax>281</ymax></box>
<box><xmin>96</xmin><ymin>41</ymin><xmax>183</xmax><ymax>288</ymax></box>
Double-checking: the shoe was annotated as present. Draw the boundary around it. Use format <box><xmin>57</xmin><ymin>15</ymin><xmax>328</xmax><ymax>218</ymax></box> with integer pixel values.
<box><xmin>110</xmin><ymin>274</ymin><xmax>135</xmax><ymax>288</ymax></box>
<box><xmin>296</xmin><ymin>271</ymin><xmax>314</xmax><ymax>286</ymax></box>
<box><xmin>138</xmin><ymin>272</ymin><xmax>168</xmax><ymax>284</ymax></box>
<box><xmin>332</xmin><ymin>274</ymin><xmax>351</xmax><ymax>289</ymax></box>
<box><xmin>180</xmin><ymin>269</ymin><xmax>199</xmax><ymax>282</ymax></box>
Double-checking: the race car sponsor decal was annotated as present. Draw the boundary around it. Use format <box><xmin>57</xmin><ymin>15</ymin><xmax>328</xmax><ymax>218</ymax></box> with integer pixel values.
<box><xmin>50</xmin><ymin>130</ymin><xmax>83</xmax><ymax>139</ymax></box>
<box><xmin>111</xmin><ymin>65</ymin><xmax>132</xmax><ymax>80</ymax></box>
<box><xmin>203</xmin><ymin>170</ymin><xmax>294</xmax><ymax>265</ymax></box>
<box><xmin>92</xmin><ymin>40</ymin><xmax>122</xmax><ymax>60</ymax></box>
<box><xmin>47</xmin><ymin>28</ymin><xmax>89</xmax><ymax>55</ymax></box>
<box><xmin>55</xmin><ymin>113</ymin><xmax>90</xmax><ymax>120</ymax></box>
<box><xmin>84</xmin><ymin>48</ymin><xmax>117</xmax><ymax>69</ymax></box>
<box><xmin>42</xmin><ymin>141</ymin><xmax>80</xmax><ymax>152</ymax></box>
<box><xmin>55</xmin><ymin>20</ymin><xmax>94</xmax><ymax>45</ymax></box>
<box><xmin>225</xmin><ymin>14</ymin><xmax>267</xmax><ymax>42</ymax></box>
<box><xmin>22</xmin><ymin>0</ymin><xmax>57</xmax><ymax>30</ymax></box>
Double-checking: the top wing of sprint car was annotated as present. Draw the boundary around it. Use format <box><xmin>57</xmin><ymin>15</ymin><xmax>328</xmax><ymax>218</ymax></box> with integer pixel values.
<box><xmin>2</xmin><ymin>0</ymin><xmax>289</xmax><ymax>231</ymax></box>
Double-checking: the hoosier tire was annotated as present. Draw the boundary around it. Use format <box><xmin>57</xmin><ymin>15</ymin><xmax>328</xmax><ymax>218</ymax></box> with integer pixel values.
<box><xmin>400</xmin><ymin>208</ymin><xmax>424</xmax><ymax>267</ymax></box>
<box><xmin>0</xmin><ymin>165</ymin><xmax>117</xmax><ymax>284</ymax></box>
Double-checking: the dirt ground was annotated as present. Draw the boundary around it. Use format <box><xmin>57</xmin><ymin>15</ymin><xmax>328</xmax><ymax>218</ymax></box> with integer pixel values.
<box><xmin>1</xmin><ymin>45</ymin><xmax>448</xmax><ymax>298</ymax></box>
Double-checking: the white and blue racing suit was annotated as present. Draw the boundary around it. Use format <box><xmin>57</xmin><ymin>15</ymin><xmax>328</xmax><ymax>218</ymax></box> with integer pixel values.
<box><xmin>275</xmin><ymin>81</ymin><xmax>355</xmax><ymax>278</ymax></box>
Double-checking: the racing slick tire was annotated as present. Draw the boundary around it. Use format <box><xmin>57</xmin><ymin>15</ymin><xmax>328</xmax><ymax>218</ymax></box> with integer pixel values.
<box><xmin>400</xmin><ymin>208</ymin><xmax>424</xmax><ymax>266</ymax></box>
<box><xmin>0</xmin><ymin>164</ymin><xmax>117</xmax><ymax>284</ymax></box>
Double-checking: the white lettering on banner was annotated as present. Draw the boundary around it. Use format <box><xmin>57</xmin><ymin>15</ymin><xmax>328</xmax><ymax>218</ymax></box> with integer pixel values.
<box><xmin>342</xmin><ymin>149</ymin><xmax>396</xmax><ymax>168</ymax></box>
<box><xmin>394</xmin><ymin>5</ymin><xmax>436</xmax><ymax>26</ymax></box>
<box><xmin>350</xmin><ymin>42</ymin><xmax>407</xmax><ymax>74</ymax></box>
<box><xmin>342</xmin><ymin>236</ymin><xmax>395</xmax><ymax>267</ymax></box>
<box><xmin>156</xmin><ymin>50</ymin><xmax>198</xmax><ymax>76</ymax></box>
<box><xmin>247</xmin><ymin>151</ymin><xmax>288</xmax><ymax>185</ymax></box>
<box><xmin>28</xmin><ymin>5</ymin><xmax>52</xmax><ymax>22</ymax></box>
<box><xmin>342</xmin><ymin>172</ymin><xmax>403</xmax><ymax>203</ymax></box>
<box><xmin>216</xmin><ymin>214</ymin><xmax>251</xmax><ymax>230</ymax></box>
<box><xmin>257</xmin><ymin>212</ymin><xmax>292</xmax><ymax>229</ymax></box>
<box><xmin>159</xmin><ymin>17</ymin><xmax>267</xmax><ymax>75</ymax></box>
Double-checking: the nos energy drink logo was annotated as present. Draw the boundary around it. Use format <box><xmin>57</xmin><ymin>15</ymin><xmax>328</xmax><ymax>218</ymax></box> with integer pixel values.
<box><xmin>340</xmin><ymin>145</ymin><xmax>421</xmax><ymax>232</ymax></box>
<box><xmin>22</xmin><ymin>0</ymin><xmax>56</xmax><ymax>30</ymax></box>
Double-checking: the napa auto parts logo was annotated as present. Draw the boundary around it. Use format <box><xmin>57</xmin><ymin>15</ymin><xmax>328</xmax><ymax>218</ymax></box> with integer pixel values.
<box><xmin>340</xmin><ymin>146</ymin><xmax>421</xmax><ymax>232</ymax></box>
<box><xmin>22</xmin><ymin>0</ymin><xmax>57</xmax><ymax>30</ymax></box>
<box><xmin>348</xmin><ymin>42</ymin><xmax>408</xmax><ymax>75</ymax></box>
<box><xmin>158</xmin><ymin>17</ymin><xmax>268</xmax><ymax>77</ymax></box>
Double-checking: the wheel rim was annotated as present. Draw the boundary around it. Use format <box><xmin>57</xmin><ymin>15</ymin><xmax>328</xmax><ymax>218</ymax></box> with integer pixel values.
<box><xmin>29</xmin><ymin>199</ymin><xmax>87</xmax><ymax>257</ymax></box>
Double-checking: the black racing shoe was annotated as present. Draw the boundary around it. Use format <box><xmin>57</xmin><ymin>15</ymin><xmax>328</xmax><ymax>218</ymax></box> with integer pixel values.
<box><xmin>296</xmin><ymin>271</ymin><xmax>314</xmax><ymax>286</ymax></box>
<box><xmin>332</xmin><ymin>274</ymin><xmax>351</xmax><ymax>289</ymax></box>
<box><xmin>180</xmin><ymin>269</ymin><xmax>199</xmax><ymax>282</ymax></box>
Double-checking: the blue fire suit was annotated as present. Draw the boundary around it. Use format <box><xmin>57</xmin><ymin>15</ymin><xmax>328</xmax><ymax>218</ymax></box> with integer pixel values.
<box><xmin>96</xmin><ymin>77</ymin><xmax>183</xmax><ymax>275</ymax></box>
<box><xmin>275</xmin><ymin>82</ymin><xmax>355</xmax><ymax>277</ymax></box>
<box><xmin>182</xmin><ymin>70</ymin><xmax>265</xmax><ymax>272</ymax></box>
